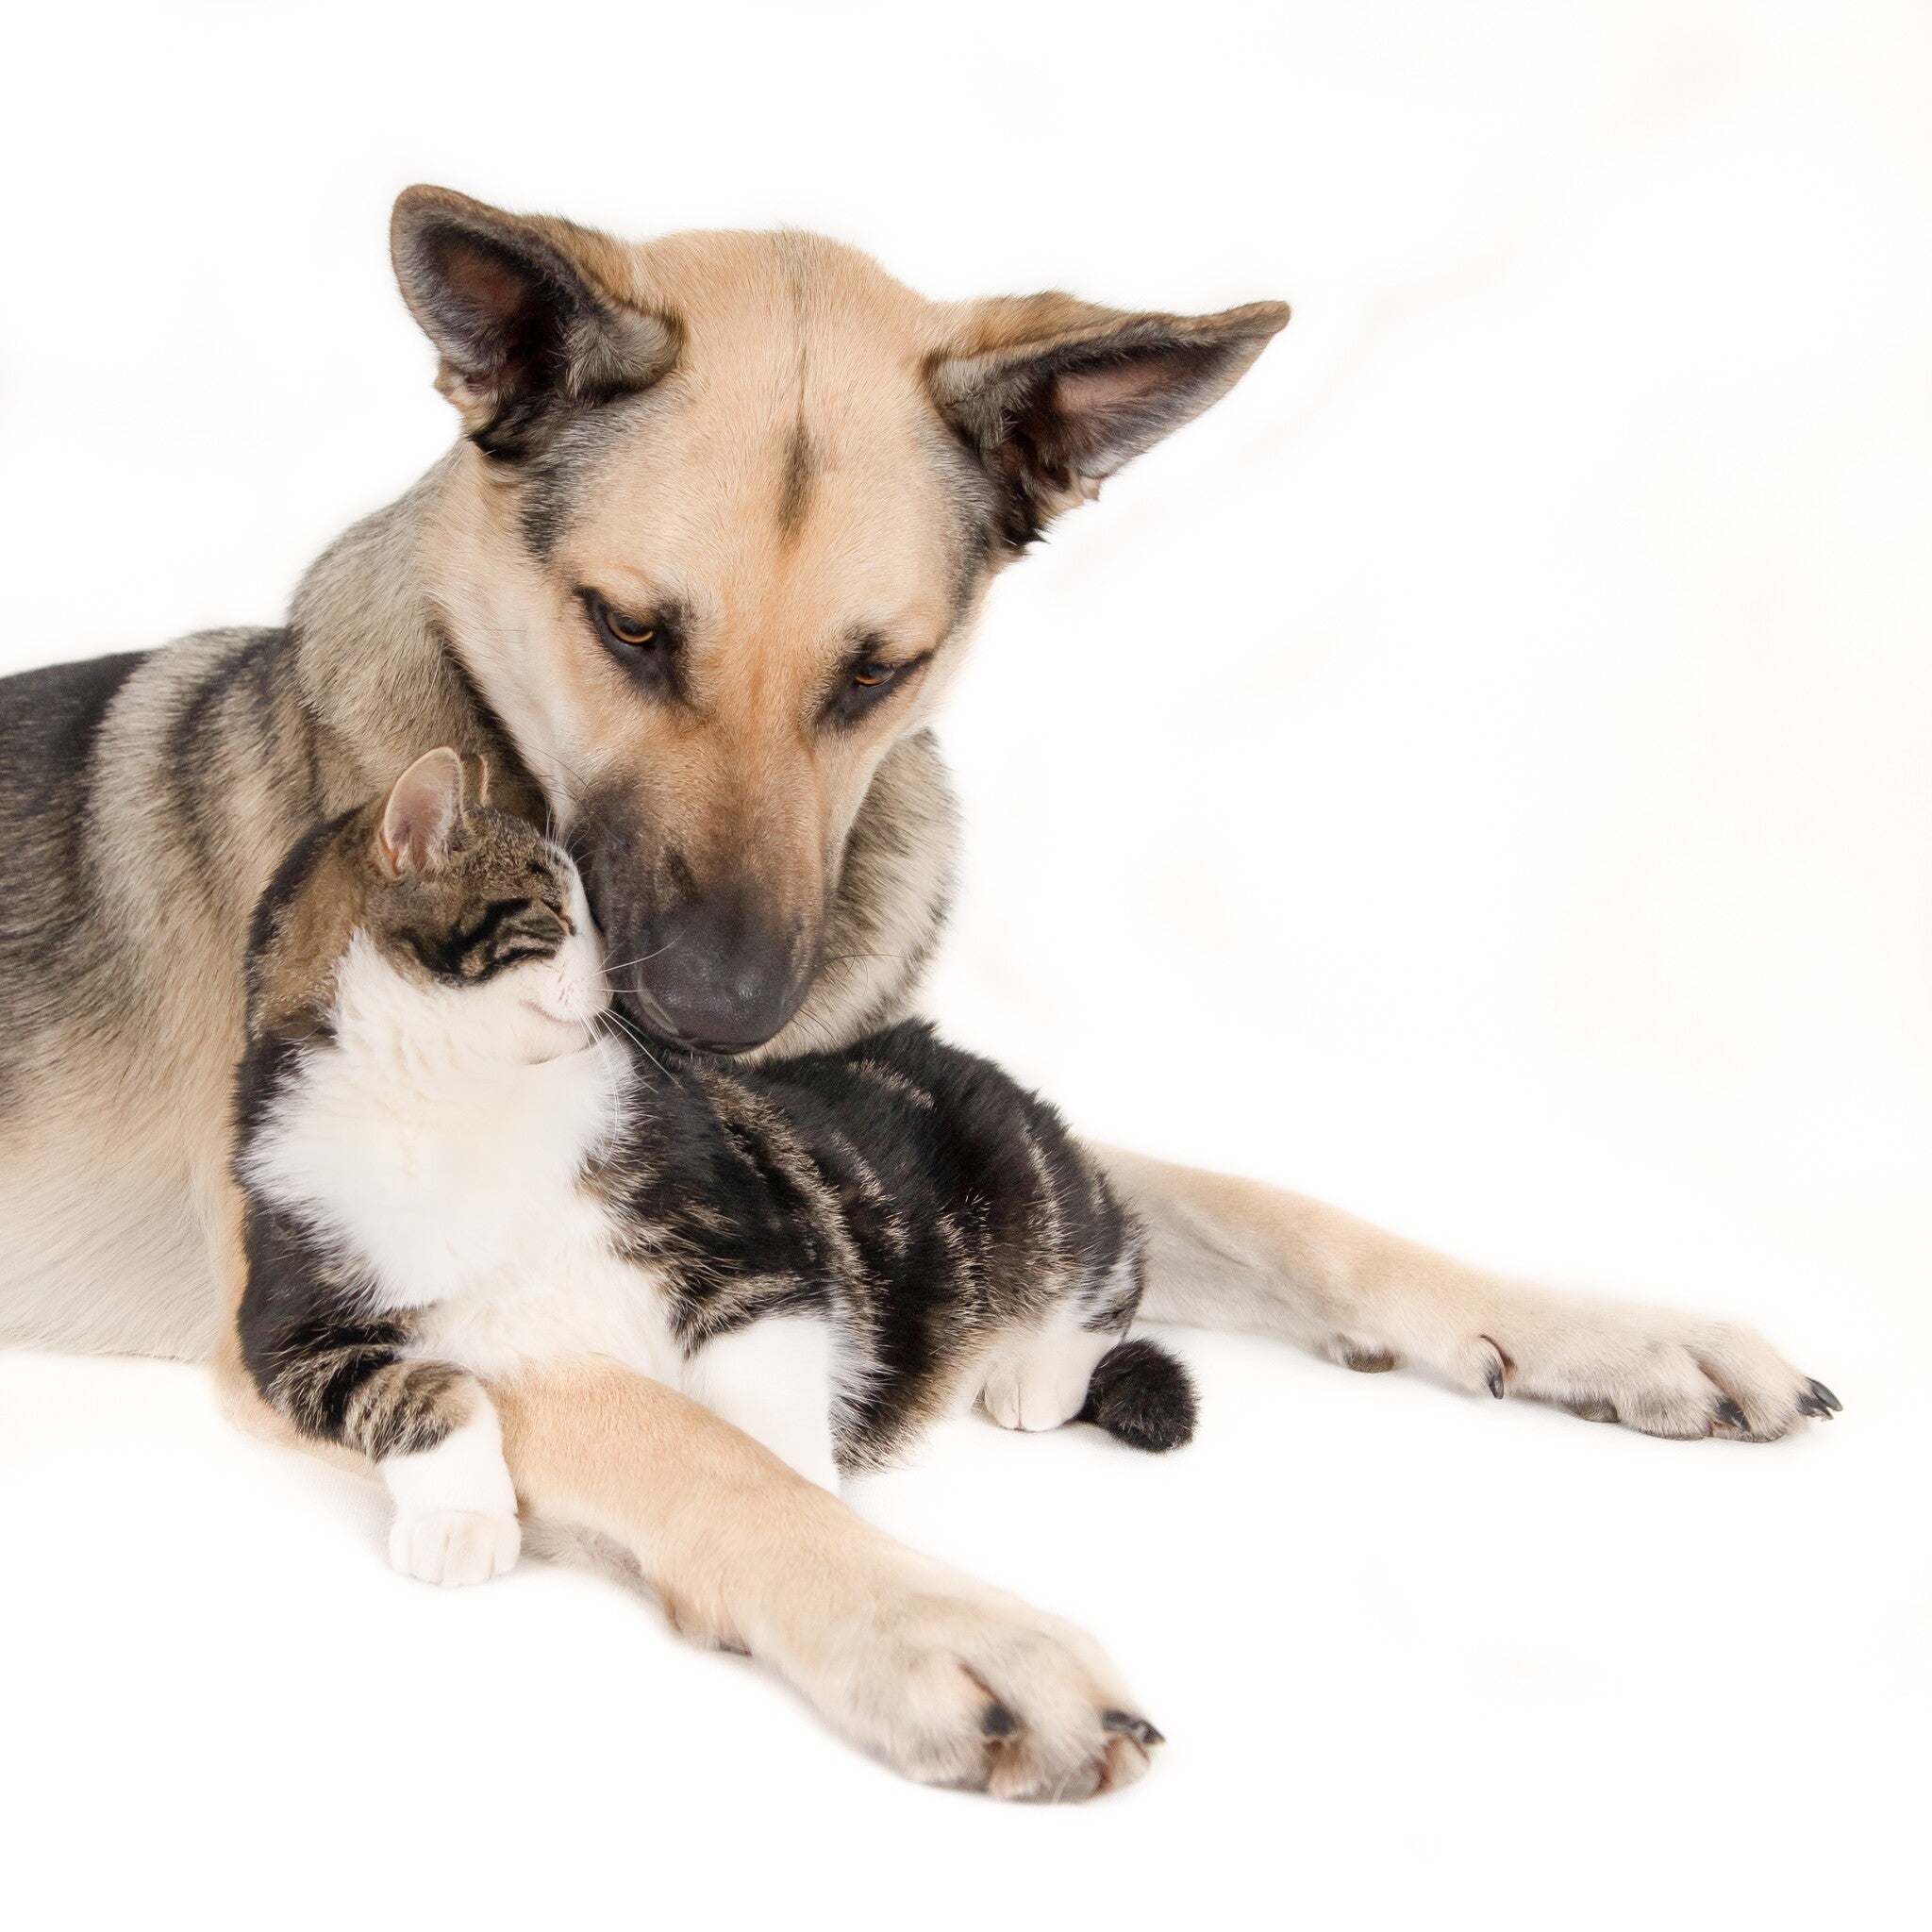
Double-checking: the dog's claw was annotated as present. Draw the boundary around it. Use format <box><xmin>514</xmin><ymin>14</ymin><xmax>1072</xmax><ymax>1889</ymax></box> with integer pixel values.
<box><xmin>1714</xmin><ymin>1397</ymin><xmax>1749</xmax><ymax>1432</ymax></box>
<box><xmin>1807</xmin><ymin>1378</ymin><xmax>1841</xmax><ymax>1414</ymax></box>
<box><xmin>1795</xmin><ymin>1392</ymin><xmax>1834</xmax><ymax>1420</ymax></box>
<box><xmin>1102</xmin><ymin>1710</ymin><xmax>1164</xmax><ymax>1749</ymax></box>
<box><xmin>1477</xmin><ymin>1336</ymin><xmax>1507</xmax><ymax>1399</ymax></box>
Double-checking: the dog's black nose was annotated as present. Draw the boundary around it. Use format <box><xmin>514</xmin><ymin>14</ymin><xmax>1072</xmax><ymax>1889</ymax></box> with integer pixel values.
<box><xmin>623</xmin><ymin>890</ymin><xmax>810</xmax><ymax>1053</ymax></box>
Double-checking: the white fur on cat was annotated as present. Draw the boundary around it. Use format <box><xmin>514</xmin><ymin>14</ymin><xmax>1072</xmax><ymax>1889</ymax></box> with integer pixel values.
<box><xmin>684</xmin><ymin>1315</ymin><xmax>842</xmax><ymax>1491</ymax></box>
<box><xmin>979</xmin><ymin>1299</ymin><xmax>1118</xmax><ymax>1434</ymax></box>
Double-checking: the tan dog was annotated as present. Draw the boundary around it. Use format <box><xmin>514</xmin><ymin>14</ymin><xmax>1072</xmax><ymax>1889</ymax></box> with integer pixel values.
<box><xmin>0</xmin><ymin>189</ymin><xmax>1837</xmax><ymax>1798</ymax></box>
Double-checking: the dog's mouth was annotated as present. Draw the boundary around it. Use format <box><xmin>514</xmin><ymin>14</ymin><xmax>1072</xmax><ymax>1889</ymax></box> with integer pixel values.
<box><xmin>616</xmin><ymin>982</ymin><xmax>791</xmax><ymax>1057</ymax></box>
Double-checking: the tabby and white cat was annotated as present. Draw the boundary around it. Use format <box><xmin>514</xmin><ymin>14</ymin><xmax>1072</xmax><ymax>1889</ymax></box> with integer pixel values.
<box><xmin>233</xmin><ymin>749</ymin><xmax>1194</xmax><ymax>1584</ymax></box>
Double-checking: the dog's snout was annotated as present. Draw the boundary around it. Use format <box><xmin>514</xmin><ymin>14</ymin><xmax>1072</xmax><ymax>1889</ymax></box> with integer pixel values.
<box><xmin>623</xmin><ymin>886</ymin><xmax>812</xmax><ymax>1053</ymax></box>
<box><xmin>581</xmin><ymin>803</ymin><xmax>821</xmax><ymax>1054</ymax></box>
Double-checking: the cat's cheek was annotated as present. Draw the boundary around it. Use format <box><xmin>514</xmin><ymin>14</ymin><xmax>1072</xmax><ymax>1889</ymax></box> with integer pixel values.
<box><xmin>562</xmin><ymin>932</ymin><xmax>611</xmax><ymax>1024</ymax></box>
<box><xmin>512</xmin><ymin>1009</ymin><xmax>595</xmax><ymax>1066</ymax></box>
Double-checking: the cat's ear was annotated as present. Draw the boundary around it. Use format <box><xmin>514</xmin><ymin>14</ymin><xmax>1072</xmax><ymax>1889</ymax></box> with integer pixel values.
<box><xmin>391</xmin><ymin>185</ymin><xmax>680</xmax><ymax>459</ymax></box>
<box><xmin>931</xmin><ymin>293</ymin><xmax>1290</xmax><ymax>547</ymax></box>
<box><xmin>459</xmin><ymin>752</ymin><xmax>491</xmax><ymax>808</ymax></box>
<box><xmin>377</xmin><ymin>747</ymin><xmax>466</xmax><ymax>879</ymax></box>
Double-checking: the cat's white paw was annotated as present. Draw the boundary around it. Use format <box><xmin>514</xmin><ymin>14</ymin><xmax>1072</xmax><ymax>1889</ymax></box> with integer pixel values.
<box><xmin>980</xmin><ymin>1340</ymin><xmax>1103</xmax><ymax>1434</ymax></box>
<box><xmin>388</xmin><ymin>1508</ymin><xmax>522</xmax><ymax>1587</ymax></box>
<box><xmin>379</xmin><ymin>1407</ymin><xmax>521</xmax><ymax>1581</ymax></box>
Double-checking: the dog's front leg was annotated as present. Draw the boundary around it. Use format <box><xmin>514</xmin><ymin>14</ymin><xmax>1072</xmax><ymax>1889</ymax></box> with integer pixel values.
<box><xmin>1095</xmin><ymin>1145</ymin><xmax>1839</xmax><ymax>1441</ymax></box>
<box><xmin>490</xmin><ymin>1355</ymin><xmax>1162</xmax><ymax>1798</ymax></box>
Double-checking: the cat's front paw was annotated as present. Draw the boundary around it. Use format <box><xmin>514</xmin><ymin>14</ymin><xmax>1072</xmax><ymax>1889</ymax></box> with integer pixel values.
<box><xmin>979</xmin><ymin>1329</ymin><xmax>1112</xmax><ymax>1434</ymax></box>
<box><xmin>388</xmin><ymin>1508</ymin><xmax>522</xmax><ymax>1587</ymax></box>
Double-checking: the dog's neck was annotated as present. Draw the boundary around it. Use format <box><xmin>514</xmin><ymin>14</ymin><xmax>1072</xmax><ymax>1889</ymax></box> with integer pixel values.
<box><xmin>285</xmin><ymin>455</ymin><xmax>532</xmax><ymax>811</ymax></box>
<box><xmin>281</xmin><ymin>450</ymin><xmax>958</xmax><ymax>1058</ymax></box>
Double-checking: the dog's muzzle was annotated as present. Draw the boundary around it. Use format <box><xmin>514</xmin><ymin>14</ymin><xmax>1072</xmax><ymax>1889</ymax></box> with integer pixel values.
<box><xmin>589</xmin><ymin>844</ymin><xmax>812</xmax><ymax>1054</ymax></box>
<box><xmin>627</xmin><ymin>891</ymin><xmax>812</xmax><ymax>1052</ymax></box>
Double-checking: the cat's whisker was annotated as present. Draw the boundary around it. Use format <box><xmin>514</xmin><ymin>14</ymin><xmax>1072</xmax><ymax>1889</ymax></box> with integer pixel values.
<box><xmin>595</xmin><ymin>1004</ymin><xmax>674</xmax><ymax>1086</ymax></box>
<box><xmin>589</xmin><ymin>1011</ymin><xmax>648</xmax><ymax>1084</ymax></box>
<box><xmin>600</xmin><ymin>937</ymin><xmax>683</xmax><ymax>976</ymax></box>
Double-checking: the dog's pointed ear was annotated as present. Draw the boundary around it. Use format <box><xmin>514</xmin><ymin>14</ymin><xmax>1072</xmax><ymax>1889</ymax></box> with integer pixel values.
<box><xmin>391</xmin><ymin>186</ymin><xmax>679</xmax><ymax>458</ymax></box>
<box><xmin>377</xmin><ymin>747</ymin><xmax>466</xmax><ymax>878</ymax></box>
<box><xmin>933</xmin><ymin>294</ymin><xmax>1290</xmax><ymax>547</ymax></box>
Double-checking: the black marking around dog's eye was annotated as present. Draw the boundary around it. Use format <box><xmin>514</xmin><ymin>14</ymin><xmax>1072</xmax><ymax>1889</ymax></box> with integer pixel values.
<box><xmin>579</xmin><ymin>589</ymin><xmax>684</xmax><ymax>696</ymax></box>
<box><xmin>825</xmin><ymin>641</ymin><xmax>931</xmax><ymax>726</ymax></box>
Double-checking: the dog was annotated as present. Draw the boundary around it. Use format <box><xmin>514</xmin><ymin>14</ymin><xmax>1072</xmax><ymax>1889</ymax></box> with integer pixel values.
<box><xmin>0</xmin><ymin>188</ymin><xmax>1838</xmax><ymax>1798</ymax></box>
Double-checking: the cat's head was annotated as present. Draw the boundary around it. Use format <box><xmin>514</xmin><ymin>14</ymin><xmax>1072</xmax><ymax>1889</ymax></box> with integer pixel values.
<box><xmin>248</xmin><ymin>748</ymin><xmax>608</xmax><ymax>1065</ymax></box>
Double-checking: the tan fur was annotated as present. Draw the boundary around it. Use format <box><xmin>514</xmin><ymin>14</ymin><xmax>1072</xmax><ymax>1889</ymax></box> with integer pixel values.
<box><xmin>490</xmin><ymin>1354</ymin><xmax>1152</xmax><ymax>1798</ymax></box>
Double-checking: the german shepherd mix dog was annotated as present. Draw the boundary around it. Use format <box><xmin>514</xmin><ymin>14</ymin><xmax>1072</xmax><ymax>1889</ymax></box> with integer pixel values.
<box><xmin>0</xmin><ymin>189</ymin><xmax>1837</xmax><ymax>1799</ymax></box>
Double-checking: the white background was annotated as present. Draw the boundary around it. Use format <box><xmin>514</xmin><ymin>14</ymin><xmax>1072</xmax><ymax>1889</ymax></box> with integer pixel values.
<box><xmin>2</xmin><ymin>3</ymin><xmax>1925</xmax><ymax>1924</ymax></box>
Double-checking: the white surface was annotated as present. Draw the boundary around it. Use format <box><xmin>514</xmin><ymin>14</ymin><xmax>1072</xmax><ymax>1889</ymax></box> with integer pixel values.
<box><xmin>2</xmin><ymin>3</ymin><xmax>1926</xmax><ymax>1925</ymax></box>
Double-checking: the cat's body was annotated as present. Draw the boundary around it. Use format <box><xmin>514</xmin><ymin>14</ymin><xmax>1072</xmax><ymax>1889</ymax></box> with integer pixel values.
<box><xmin>234</xmin><ymin>751</ymin><xmax>1192</xmax><ymax>1581</ymax></box>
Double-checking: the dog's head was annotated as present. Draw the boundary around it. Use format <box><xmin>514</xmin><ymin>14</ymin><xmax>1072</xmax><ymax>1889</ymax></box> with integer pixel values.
<box><xmin>391</xmin><ymin>186</ymin><xmax>1287</xmax><ymax>1051</ymax></box>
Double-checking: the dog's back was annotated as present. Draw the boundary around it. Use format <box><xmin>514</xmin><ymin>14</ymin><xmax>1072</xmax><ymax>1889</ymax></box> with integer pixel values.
<box><xmin>0</xmin><ymin>643</ymin><xmax>242</xmax><ymax>1356</ymax></box>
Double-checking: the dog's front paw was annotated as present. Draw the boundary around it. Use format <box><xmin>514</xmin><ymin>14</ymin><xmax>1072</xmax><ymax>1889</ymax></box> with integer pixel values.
<box><xmin>791</xmin><ymin>1569</ymin><xmax>1160</xmax><ymax>1799</ymax></box>
<box><xmin>388</xmin><ymin>1508</ymin><xmax>522</xmax><ymax>1587</ymax></box>
<box><xmin>1425</xmin><ymin>1298</ymin><xmax>1840</xmax><ymax>1441</ymax></box>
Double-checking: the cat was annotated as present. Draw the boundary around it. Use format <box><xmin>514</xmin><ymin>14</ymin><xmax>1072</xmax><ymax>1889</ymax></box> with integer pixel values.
<box><xmin>233</xmin><ymin>748</ymin><xmax>1195</xmax><ymax>1584</ymax></box>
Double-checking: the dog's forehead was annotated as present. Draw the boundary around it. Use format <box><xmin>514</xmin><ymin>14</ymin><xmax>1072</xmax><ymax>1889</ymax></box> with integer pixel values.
<box><xmin>552</xmin><ymin>229</ymin><xmax>978</xmax><ymax>630</ymax></box>
<box><xmin>616</xmin><ymin>227</ymin><xmax>947</xmax><ymax>359</ymax></box>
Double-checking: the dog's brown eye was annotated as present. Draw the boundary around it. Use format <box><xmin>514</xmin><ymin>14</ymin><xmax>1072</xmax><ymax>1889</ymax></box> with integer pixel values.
<box><xmin>581</xmin><ymin>591</ymin><xmax>683</xmax><ymax>696</ymax></box>
<box><xmin>827</xmin><ymin>649</ymin><xmax>931</xmax><ymax>726</ymax></box>
<box><xmin>606</xmin><ymin>608</ymin><xmax>656</xmax><ymax>648</ymax></box>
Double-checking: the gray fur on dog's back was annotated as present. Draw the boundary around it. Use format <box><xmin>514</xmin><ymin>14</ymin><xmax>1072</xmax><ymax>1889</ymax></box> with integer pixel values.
<box><xmin>0</xmin><ymin>629</ymin><xmax>310</xmax><ymax>1353</ymax></box>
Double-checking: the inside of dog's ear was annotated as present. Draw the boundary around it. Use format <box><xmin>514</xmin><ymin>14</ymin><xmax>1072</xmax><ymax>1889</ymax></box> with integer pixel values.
<box><xmin>377</xmin><ymin>747</ymin><xmax>466</xmax><ymax>879</ymax></box>
<box><xmin>390</xmin><ymin>185</ymin><xmax>680</xmax><ymax>458</ymax></box>
<box><xmin>933</xmin><ymin>294</ymin><xmax>1291</xmax><ymax>547</ymax></box>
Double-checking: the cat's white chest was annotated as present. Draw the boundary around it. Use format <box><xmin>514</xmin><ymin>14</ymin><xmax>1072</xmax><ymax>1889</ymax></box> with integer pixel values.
<box><xmin>258</xmin><ymin>1043</ymin><xmax>604</xmax><ymax>1294</ymax></box>
<box><xmin>252</xmin><ymin>1030</ymin><xmax>682</xmax><ymax>1383</ymax></box>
